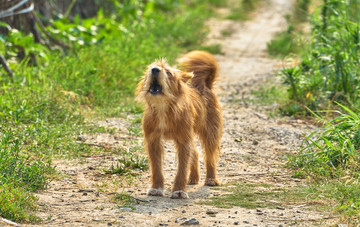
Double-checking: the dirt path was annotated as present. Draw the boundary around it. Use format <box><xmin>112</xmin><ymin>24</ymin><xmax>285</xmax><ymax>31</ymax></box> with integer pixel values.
<box><xmin>25</xmin><ymin>0</ymin><xmax>336</xmax><ymax>226</ymax></box>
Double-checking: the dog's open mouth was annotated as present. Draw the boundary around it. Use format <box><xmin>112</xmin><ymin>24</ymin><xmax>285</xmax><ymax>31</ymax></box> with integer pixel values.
<box><xmin>149</xmin><ymin>78</ymin><xmax>162</xmax><ymax>95</ymax></box>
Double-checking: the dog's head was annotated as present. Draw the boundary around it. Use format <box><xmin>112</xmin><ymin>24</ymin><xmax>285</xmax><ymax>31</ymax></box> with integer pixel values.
<box><xmin>136</xmin><ymin>59</ymin><xmax>193</xmax><ymax>104</ymax></box>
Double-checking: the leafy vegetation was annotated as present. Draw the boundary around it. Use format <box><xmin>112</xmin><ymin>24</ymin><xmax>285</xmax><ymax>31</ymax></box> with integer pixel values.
<box><xmin>0</xmin><ymin>0</ymin><xmax>221</xmax><ymax>222</ymax></box>
<box><xmin>289</xmin><ymin>104</ymin><xmax>360</xmax><ymax>219</ymax></box>
<box><xmin>266</xmin><ymin>0</ymin><xmax>360</xmax><ymax>221</ymax></box>
<box><xmin>106</xmin><ymin>147</ymin><xmax>148</xmax><ymax>175</ymax></box>
<box><xmin>278</xmin><ymin>0</ymin><xmax>360</xmax><ymax>115</ymax></box>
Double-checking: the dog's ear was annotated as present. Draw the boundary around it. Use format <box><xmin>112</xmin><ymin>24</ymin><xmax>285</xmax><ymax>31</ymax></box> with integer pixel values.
<box><xmin>181</xmin><ymin>72</ymin><xmax>193</xmax><ymax>83</ymax></box>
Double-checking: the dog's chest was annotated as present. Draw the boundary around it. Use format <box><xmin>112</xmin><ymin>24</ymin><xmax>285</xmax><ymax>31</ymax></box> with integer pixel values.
<box><xmin>155</xmin><ymin>106</ymin><xmax>168</xmax><ymax>132</ymax></box>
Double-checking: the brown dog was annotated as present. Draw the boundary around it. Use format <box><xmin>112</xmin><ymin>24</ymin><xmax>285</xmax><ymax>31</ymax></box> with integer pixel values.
<box><xmin>136</xmin><ymin>51</ymin><xmax>223</xmax><ymax>199</ymax></box>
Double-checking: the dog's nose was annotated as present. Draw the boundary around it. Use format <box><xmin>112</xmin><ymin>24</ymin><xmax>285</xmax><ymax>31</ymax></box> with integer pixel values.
<box><xmin>151</xmin><ymin>67</ymin><xmax>160</xmax><ymax>75</ymax></box>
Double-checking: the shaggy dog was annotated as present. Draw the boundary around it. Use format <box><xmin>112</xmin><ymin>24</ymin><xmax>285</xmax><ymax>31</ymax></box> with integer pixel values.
<box><xmin>136</xmin><ymin>51</ymin><xmax>223</xmax><ymax>199</ymax></box>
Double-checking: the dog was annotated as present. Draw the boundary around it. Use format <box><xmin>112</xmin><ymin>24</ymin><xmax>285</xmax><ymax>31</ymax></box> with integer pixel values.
<box><xmin>136</xmin><ymin>50</ymin><xmax>223</xmax><ymax>199</ymax></box>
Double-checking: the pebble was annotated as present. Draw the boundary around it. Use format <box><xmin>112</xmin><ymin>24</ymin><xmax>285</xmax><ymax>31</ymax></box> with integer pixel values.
<box><xmin>107</xmin><ymin>223</ymin><xmax>112</xmax><ymax>226</ymax></box>
<box><xmin>234</xmin><ymin>221</ymin><xmax>239</xmax><ymax>225</ymax></box>
<box><xmin>77</xmin><ymin>135</ymin><xmax>86</xmax><ymax>141</ymax></box>
<box><xmin>119</xmin><ymin>207</ymin><xmax>133</xmax><ymax>212</ymax></box>
<box><xmin>180</xmin><ymin>218</ymin><xmax>199</xmax><ymax>226</ymax></box>
<box><xmin>276</xmin><ymin>206</ymin><xmax>285</xmax><ymax>210</ymax></box>
<box><xmin>175</xmin><ymin>217</ymin><xmax>187</xmax><ymax>223</ymax></box>
<box><xmin>159</xmin><ymin>224</ymin><xmax>168</xmax><ymax>226</ymax></box>
<box><xmin>243</xmin><ymin>221</ymin><xmax>249</xmax><ymax>224</ymax></box>
<box><xmin>206</xmin><ymin>209</ymin><xmax>218</xmax><ymax>215</ymax></box>
<box><xmin>182</xmin><ymin>210</ymin><xmax>186</xmax><ymax>213</ymax></box>
<box><xmin>119</xmin><ymin>216</ymin><xmax>124</xmax><ymax>218</ymax></box>
<box><xmin>252</xmin><ymin>140</ymin><xmax>259</xmax><ymax>145</ymax></box>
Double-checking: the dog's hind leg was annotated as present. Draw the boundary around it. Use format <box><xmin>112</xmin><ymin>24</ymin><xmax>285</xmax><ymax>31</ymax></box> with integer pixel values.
<box><xmin>145</xmin><ymin>137</ymin><xmax>165</xmax><ymax>196</ymax></box>
<box><xmin>200</xmin><ymin>132</ymin><xmax>221</xmax><ymax>186</ymax></box>
<box><xmin>188</xmin><ymin>144</ymin><xmax>200</xmax><ymax>185</ymax></box>
<box><xmin>171</xmin><ymin>140</ymin><xmax>192</xmax><ymax>199</ymax></box>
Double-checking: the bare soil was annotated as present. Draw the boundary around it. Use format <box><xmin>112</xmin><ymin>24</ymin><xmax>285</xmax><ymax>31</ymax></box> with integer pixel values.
<box><xmin>22</xmin><ymin>0</ymin><xmax>337</xmax><ymax>226</ymax></box>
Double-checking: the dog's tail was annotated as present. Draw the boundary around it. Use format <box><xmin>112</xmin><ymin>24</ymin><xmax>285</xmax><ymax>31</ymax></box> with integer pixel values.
<box><xmin>178</xmin><ymin>50</ymin><xmax>219</xmax><ymax>91</ymax></box>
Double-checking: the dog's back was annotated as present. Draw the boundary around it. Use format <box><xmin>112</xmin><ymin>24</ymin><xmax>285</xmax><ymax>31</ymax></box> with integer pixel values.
<box><xmin>178</xmin><ymin>51</ymin><xmax>219</xmax><ymax>92</ymax></box>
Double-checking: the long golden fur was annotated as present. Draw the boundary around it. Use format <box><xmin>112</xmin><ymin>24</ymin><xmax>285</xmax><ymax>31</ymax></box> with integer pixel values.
<box><xmin>136</xmin><ymin>51</ymin><xmax>223</xmax><ymax>199</ymax></box>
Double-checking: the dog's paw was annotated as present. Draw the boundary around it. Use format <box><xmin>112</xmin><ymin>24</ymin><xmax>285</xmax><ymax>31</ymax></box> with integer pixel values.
<box><xmin>170</xmin><ymin>190</ymin><xmax>189</xmax><ymax>199</ymax></box>
<box><xmin>205</xmin><ymin>178</ymin><xmax>220</xmax><ymax>186</ymax></box>
<box><xmin>147</xmin><ymin>188</ymin><xmax>164</xmax><ymax>196</ymax></box>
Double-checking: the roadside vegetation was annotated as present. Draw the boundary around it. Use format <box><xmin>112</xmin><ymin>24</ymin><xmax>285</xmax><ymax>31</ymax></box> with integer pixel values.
<box><xmin>265</xmin><ymin>0</ymin><xmax>360</xmax><ymax>222</ymax></box>
<box><xmin>0</xmin><ymin>0</ymin><xmax>223</xmax><ymax>222</ymax></box>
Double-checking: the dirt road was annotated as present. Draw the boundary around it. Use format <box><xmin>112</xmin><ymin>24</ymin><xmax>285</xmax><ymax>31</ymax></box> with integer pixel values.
<box><xmin>27</xmin><ymin>0</ymin><xmax>335</xmax><ymax>226</ymax></box>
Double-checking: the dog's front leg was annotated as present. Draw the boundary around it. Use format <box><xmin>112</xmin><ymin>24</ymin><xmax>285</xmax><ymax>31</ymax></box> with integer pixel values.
<box><xmin>171</xmin><ymin>140</ymin><xmax>191</xmax><ymax>199</ymax></box>
<box><xmin>145</xmin><ymin>137</ymin><xmax>165</xmax><ymax>196</ymax></box>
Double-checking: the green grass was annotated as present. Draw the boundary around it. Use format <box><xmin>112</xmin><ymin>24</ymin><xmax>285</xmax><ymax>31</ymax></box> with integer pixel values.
<box><xmin>272</xmin><ymin>0</ymin><xmax>360</xmax><ymax>115</ymax></box>
<box><xmin>267</xmin><ymin>25</ymin><xmax>300</xmax><ymax>58</ymax></box>
<box><xmin>106</xmin><ymin>147</ymin><xmax>148</xmax><ymax>176</ymax></box>
<box><xmin>200</xmin><ymin>183</ymin><xmax>331</xmax><ymax>210</ymax></box>
<box><xmin>199</xmin><ymin>44</ymin><xmax>223</xmax><ymax>55</ymax></box>
<box><xmin>288</xmin><ymin>104</ymin><xmax>360</xmax><ymax>219</ymax></box>
<box><xmin>226</xmin><ymin>0</ymin><xmax>263</xmax><ymax>21</ymax></box>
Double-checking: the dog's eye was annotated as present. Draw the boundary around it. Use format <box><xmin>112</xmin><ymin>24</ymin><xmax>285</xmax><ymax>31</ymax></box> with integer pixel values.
<box><xmin>166</xmin><ymin>70</ymin><xmax>172</xmax><ymax>76</ymax></box>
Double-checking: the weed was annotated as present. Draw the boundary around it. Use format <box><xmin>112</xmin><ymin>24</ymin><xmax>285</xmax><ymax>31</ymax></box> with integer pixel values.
<box><xmin>106</xmin><ymin>149</ymin><xmax>148</xmax><ymax>176</ymax></box>
<box><xmin>0</xmin><ymin>183</ymin><xmax>40</xmax><ymax>222</ymax></box>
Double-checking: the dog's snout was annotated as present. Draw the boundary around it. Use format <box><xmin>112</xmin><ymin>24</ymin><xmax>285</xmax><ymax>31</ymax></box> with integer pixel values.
<box><xmin>151</xmin><ymin>67</ymin><xmax>160</xmax><ymax>75</ymax></box>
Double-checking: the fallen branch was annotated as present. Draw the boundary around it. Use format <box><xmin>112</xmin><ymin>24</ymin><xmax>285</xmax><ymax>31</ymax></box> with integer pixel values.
<box><xmin>0</xmin><ymin>54</ymin><xmax>14</xmax><ymax>77</ymax></box>
<box><xmin>31</xmin><ymin>11</ymin><xmax>69</xmax><ymax>49</ymax></box>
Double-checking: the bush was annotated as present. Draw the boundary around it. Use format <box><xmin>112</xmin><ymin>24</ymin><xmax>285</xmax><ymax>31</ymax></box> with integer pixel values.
<box><xmin>281</xmin><ymin>0</ymin><xmax>360</xmax><ymax>114</ymax></box>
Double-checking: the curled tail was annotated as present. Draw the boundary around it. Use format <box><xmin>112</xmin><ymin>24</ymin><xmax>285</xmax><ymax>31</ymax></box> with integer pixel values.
<box><xmin>178</xmin><ymin>50</ymin><xmax>219</xmax><ymax>91</ymax></box>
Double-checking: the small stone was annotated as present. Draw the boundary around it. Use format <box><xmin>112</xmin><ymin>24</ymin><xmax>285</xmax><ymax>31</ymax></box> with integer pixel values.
<box><xmin>77</xmin><ymin>135</ymin><xmax>87</xmax><ymax>141</ymax></box>
<box><xmin>234</xmin><ymin>211</ymin><xmax>238</xmax><ymax>214</ymax></box>
<box><xmin>252</xmin><ymin>140</ymin><xmax>259</xmax><ymax>145</ymax></box>
<box><xmin>206</xmin><ymin>209</ymin><xmax>218</xmax><ymax>215</ymax></box>
<box><xmin>243</xmin><ymin>221</ymin><xmax>249</xmax><ymax>224</ymax></box>
<box><xmin>107</xmin><ymin>223</ymin><xmax>112</xmax><ymax>226</ymax></box>
<box><xmin>296</xmin><ymin>210</ymin><xmax>301</xmax><ymax>213</ymax></box>
<box><xmin>279</xmin><ymin>213</ymin><xmax>284</xmax><ymax>216</ymax></box>
<box><xmin>119</xmin><ymin>207</ymin><xmax>133</xmax><ymax>212</ymax></box>
<box><xmin>180</xmin><ymin>218</ymin><xmax>199</xmax><ymax>225</ymax></box>
<box><xmin>234</xmin><ymin>221</ymin><xmax>239</xmax><ymax>225</ymax></box>
<box><xmin>159</xmin><ymin>224</ymin><xmax>168</xmax><ymax>226</ymax></box>
<box><xmin>256</xmin><ymin>208</ymin><xmax>262</xmax><ymax>212</ymax></box>
<box><xmin>83</xmin><ymin>192</ymin><xmax>87</xmax><ymax>196</ymax></box>
<box><xmin>175</xmin><ymin>217</ymin><xmax>187</xmax><ymax>223</ymax></box>
<box><xmin>279</xmin><ymin>225</ymin><xmax>284</xmax><ymax>227</ymax></box>
<box><xmin>182</xmin><ymin>210</ymin><xmax>186</xmax><ymax>213</ymax></box>
<box><xmin>276</xmin><ymin>206</ymin><xmax>285</xmax><ymax>210</ymax></box>
<box><xmin>119</xmin><ymin>216</ymin><xmax>124</xmax><ymax>218</ymax></box>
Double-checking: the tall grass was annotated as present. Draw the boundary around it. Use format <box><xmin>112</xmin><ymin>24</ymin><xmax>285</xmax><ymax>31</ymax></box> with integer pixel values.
<box><xmin>289</xmin><ymin>104</ymin><xmax>360</xmax><ymax>218</ymax></box>
<box><xmin>280</xmin><ymin>0</ymin><xmax>360</xmax><ymax>115</ymax></box>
